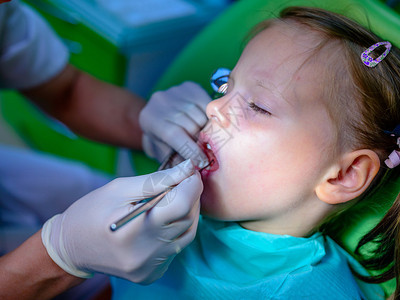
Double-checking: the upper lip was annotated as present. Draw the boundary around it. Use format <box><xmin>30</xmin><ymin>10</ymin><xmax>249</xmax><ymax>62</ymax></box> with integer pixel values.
<box><xmin>198</xmin><ymin>131</ymin><xmax>219</xmax><ymax>163</ymax></box>
<box><xmin>198</xmin><ymin>131</ymin><xmax>212</xmax><ymax>149</ymax></box>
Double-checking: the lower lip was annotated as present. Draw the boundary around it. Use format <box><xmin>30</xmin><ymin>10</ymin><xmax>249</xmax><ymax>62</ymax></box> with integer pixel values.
<box><xmin>199</xmin><ymin>159</ymin><xmax>218</xmax><ymax>177</ymax></box>
<box><xmin>197</xmin><ymin>143</ymin><xmax>219</xmax><ymax>177</ymax></box>
<box><xmin>200</xmin><ymin>167</ymin><xmax>212</xmax><ymax>178</ymax></box>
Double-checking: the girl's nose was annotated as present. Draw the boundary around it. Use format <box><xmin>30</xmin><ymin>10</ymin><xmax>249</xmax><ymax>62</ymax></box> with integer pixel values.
<box><xmin>206</xmin><ymin>96</ymin><xmax>231</xmax><ymax>128</ymax></box>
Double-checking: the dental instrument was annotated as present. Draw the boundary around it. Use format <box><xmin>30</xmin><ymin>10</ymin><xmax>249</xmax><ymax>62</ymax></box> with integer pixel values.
<box><xmin>110</xmin><ymin>152</ymin><xmax>209</xmax><ymax>232</ymax></box>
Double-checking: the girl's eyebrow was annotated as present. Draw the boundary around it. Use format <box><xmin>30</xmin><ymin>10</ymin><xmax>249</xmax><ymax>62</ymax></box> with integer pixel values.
<box><xmin>255</xmin><ymin>78</ymin><xmax>280</xmax><ymax>98</ymax></box>
<box><xmin>255</xmin><ymin>79</ymin><xmax>272</xmax><ymax>91</ymax></box>
<box><xmin>254</xmin><ymin>78</ymin><xmax>294</xmax><ymax>109</ymax></box>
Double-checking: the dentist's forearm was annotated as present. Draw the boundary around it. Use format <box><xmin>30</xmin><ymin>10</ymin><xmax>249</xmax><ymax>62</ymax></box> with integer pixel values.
<box><xmin>0</xmin><ymin>230</ymin><xmax>83</xmax><ymax>300</ymax></box>
<box><xmin>22</xmin><ymin>64</ymin><xmax>146</xmax><ymax>149</ymax></box>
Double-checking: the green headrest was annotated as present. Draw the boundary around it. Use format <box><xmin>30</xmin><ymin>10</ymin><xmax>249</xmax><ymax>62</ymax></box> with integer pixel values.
<box><xmin>154</xmin><ymin>0</ymin><xmax>400</xmax><ymax>295</ymax></box>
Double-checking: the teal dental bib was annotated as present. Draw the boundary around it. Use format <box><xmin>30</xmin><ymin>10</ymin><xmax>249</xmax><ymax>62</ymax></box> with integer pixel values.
<box><xmin>111</xmin><ymin>217</ymin><xmax>384</xmax><ymax>299</ymax></box>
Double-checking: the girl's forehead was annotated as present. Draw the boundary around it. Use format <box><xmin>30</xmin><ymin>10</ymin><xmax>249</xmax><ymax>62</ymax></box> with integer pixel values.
<box><xmin>244</xmin><ymin>23</ymin><xmax>323</xmax><ymax>66</ymax></box>
<box><xmin>234</xmin><ymin>22</ymin><xmax>331</xmax><ymax>110</ymax></box>
<box><xmin>237</xmin><ymin>23</ymin><xmax>326</xmax><ymax>83</ymax></box>
<box><xmin>256</xmin><ymin>20</ymin><xmax>321</xmax><ymax>45</ymax></box>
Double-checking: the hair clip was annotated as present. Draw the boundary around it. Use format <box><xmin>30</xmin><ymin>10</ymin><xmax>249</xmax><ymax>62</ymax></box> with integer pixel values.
<box><xmin>361</xmin><ymin>41</ymin><xmax>392</xmax><ymax>68</ymax></box>
<box><xmin>210</xmin><ymin>68</ymin><xmax>231</xmax><ymax>95</ymax></box>
<box><xmin>384</xmin><ymin>125</ymin><xmax>400</xmax><ymax>168</ymax></box>
<box><xmin>385</xmin><ymin>147</ymin><xmax>400</xmax><ymax>168</ymax></box>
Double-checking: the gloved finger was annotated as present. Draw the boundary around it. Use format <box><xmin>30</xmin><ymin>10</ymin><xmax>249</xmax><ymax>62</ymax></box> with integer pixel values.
<box><xmin>139</xmin><ymin>82</ymin><xmax>210</xmax><ymax>138</ymax></box>
<box><xmin>161</xmin><ymin>127</ymin><xmax>208</xmax><ymax>166</ymax></box>
<box><xmin>165</xmin><ymin>102</ymin><xmax>208</xmax><ymax>135</ymax></box>
<box><xmin>141</xmin><ymin>252</ymin><xmax>179</xmax><ymax>285</ymax></box>
<box><xmin>175</xmin><ymin>207</ymin><xmax>200</xmax><ymax>242</ymax></box>
<box><xmin>151</xmin><ymin>172</ymin><xmax>202</xmax><ymax>225</ymax></box>
<box><xmin>167</xmin><ymin>210</ymin><xmax>200</xmax><ymax>255</ymax></box>
<box><xmin>107</xmin><ymin>159</ymin><xmax>196</xmax><ymax>231</ymax></box>
<box><xmin>102</xmin><ymin>160</ymin><xmax>195</xmax><ymax>207</ymax></box>
<box><xmin>142</xmin><ymin>134</ymin><xmax>172</xmax><ymax>162</ymax></box>
<box><xmin>149</xmin><ymin>172</ymin><xmax>201</xmax><ymax>220</ymax></box>
<box><xmin>167</xmin><ymin>112</ymin><xmax>203</xmax><ymax>139</ymax></box>
<box><xmin>142</xmin><ymin>110</ymin><xmax>207</xmax><ymax>165</ymax></box>
<box><xmin>182</xmin><ymin>103</ymin><xmax>209</xmax><ymax>129</ymax></box>
<box><xmin>156</xmin><ymin>195</ymin><xmax>200</xmax><ymax>241</ymax></box>
<box><xmin>176</xmin><ymin>81</ymin><xmax>212</xmax><ymax>111</ymax></box>
<box><xmin>177</xmin><ymin>138</ymin><xmax>208</xmax><ymax>167</ymax></box>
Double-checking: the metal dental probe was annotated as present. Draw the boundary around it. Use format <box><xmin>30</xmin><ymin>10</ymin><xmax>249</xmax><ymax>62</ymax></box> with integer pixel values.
<box><xmin>109</xmin><ymin>153</ymin><xmax>210</xmax><ymax>232</ymax></box>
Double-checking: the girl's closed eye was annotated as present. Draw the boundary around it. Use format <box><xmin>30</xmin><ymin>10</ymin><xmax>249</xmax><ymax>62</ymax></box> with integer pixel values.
<box><xmin>217</xmin><ymin>80</ymin><xmax>271</xmax><ymax>116</ymax></box>
<box><xmin>249</xmin><ymin>102</ymin><xmax>271</xmax><ymax>116</ymax></box>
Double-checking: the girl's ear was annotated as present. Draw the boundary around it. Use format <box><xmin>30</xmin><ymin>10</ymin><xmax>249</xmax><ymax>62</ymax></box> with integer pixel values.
<box><xmin>315</xmin><ymin>150</ymin><xmax>380</xmax><ymax>205</ymax></box>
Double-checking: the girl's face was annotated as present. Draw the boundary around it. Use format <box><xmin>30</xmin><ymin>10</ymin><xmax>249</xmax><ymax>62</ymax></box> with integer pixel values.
<box><xmin>198</xmin><ymin>23</ymin><xmax>339</xmax><ymax>235</ymax></box>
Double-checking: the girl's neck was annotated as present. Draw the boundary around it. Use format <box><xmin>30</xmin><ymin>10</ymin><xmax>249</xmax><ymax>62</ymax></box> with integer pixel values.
<box><xmin>238</xmin><ymin>200</ymin><xmax>334</xmax><ymax>237</ymax></box>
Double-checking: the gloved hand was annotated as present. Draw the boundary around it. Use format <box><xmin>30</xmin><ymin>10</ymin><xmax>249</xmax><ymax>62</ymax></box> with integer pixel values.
<box><xmin>41</xmin><ymin>160</ymin><xmax>202</xmax><ymax>284</ymax></box>
<box><xmin>140</xmin><ymin>81</ymin><xmax>211</xmax><ymax>168</ymax></box>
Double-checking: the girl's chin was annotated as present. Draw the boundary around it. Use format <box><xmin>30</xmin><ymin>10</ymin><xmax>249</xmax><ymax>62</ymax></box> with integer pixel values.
<box><xmin>199</xmin><ymin>208</ymin><xmax>237</xmax><ymax>222</ymax></box>
<box><xmin>199</xmin><ymin>176</ymin><xmax>230</xmax><ymax>218</ymax></box>
<box><xmin>200</xmin><ymin>195</ymin><xmax>218</xmax><ymax>217</ymax></box>
<box><xmin>200</xmin><ymin>195</ymin><xmax>230</xmax><ymax>220</ymax></box>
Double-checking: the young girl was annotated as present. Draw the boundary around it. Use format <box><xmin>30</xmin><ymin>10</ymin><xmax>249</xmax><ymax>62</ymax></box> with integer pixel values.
<box><xmin>111</xmin><ymin>6</ymin><xmax>400</xmax><ymax>299</ymax></box>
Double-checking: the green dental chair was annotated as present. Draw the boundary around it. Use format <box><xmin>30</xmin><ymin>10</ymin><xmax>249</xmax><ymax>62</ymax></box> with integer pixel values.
<box><xmin>153</xmin><ymin>0</ymin><xmax>400</xmax><ymax>296</ymax></box>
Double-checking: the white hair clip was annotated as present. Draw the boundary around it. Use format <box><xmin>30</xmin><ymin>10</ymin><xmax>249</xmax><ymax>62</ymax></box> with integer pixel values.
<box><xmin>361</xmin><ymin>41</ymin><xmax>392</xmax><ymax>68</ymax></box>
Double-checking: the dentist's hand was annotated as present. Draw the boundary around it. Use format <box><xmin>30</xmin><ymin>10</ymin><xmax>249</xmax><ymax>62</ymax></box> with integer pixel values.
<box><xmin>140</xmin><ymin>81</ymin><xmax>211</xmax><ymax>168</ymax></box>
<box><xmin>41</xmin><ymin>160</ymin><xmax>202</xmax><ymax>284</ymax></box>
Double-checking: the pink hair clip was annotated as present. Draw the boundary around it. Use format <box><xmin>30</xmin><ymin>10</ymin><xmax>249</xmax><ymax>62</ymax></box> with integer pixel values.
<box><xmin>385</xmin><ymin>137</ymin><xmax>400</xmax><ymax>168</ymax></box>
<box><xmin>361</xmin><ymin>41</ymin><xmax>392</xmax><ymax>67</ymax></box>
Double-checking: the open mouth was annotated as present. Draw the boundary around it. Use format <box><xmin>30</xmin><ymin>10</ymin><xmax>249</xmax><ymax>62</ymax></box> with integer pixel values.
<box><xmin>197</xmin><ymin>139</ymin><xmax>219</xmax><ymax>174</ymax></box>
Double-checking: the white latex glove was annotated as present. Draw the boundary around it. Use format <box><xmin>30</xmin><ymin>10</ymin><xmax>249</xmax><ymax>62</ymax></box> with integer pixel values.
<box><xmin>41</xmin><ymin>159</ymin><xmax>202</xmax><ymax>284</ymax></box>
<box><xmin>140</xmin><ymin>81</ymin><xmax>211</xmax><ymax>168</ymax></box>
